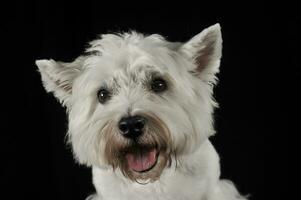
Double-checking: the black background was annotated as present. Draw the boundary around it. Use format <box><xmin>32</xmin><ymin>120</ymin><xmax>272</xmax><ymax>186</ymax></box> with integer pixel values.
<box><xmin>2</xmin><ymin>1</ymin><xmax>293</xmax><ymax>200</ymax></box>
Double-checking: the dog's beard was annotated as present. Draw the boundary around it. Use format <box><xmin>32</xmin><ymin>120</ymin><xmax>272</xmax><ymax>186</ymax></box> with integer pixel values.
<box><xmin>101</xmin><ymin>113</ymin><xmax>172</xmax><ymax>182</ymax></box>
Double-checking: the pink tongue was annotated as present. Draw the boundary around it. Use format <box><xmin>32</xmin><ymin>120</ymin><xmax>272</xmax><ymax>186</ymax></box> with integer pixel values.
<box><xmin>126</xmin><ymin>149</ymin><xmax>157</xmax><ymax>172</ymax></box>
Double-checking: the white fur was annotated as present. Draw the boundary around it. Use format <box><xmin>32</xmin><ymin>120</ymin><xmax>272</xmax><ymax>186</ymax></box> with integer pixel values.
<box><xmin>36</xmin><ymin>23</ymin><xmax>247</xmax><ymax>200</ymax></box>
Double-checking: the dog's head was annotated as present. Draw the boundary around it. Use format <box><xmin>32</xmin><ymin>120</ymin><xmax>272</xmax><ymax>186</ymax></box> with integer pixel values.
<box><xmin>36</xmin><ymin>24</ymin><xmax>222</xmax><ymax>182</ymax></box>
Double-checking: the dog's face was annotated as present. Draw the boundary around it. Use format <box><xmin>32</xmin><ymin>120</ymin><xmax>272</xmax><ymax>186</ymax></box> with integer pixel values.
<box><xmin>36</xmin><ymin>24</ymin><xmax>222</xmax><ymax>182</ymax></box>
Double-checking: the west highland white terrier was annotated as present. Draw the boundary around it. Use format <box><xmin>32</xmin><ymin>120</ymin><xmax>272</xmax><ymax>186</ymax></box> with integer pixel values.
<box><xmin>36</xmin><ymin>23</ymin><xmax>247</xmax><ymax>200</ymax></box>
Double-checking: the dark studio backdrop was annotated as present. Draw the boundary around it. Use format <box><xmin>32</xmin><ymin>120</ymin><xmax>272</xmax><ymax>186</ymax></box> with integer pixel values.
<box><xmin>2</xmin><ymin>1</ymin><xmax>292</xmax><ymax>200</ymax></box>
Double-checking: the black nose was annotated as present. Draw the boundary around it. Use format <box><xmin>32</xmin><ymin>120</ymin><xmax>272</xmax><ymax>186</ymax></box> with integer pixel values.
<box><xmin>118</xmin><ymin>116</ymin><xmax>146</xmax><ymax>139</ymax></box>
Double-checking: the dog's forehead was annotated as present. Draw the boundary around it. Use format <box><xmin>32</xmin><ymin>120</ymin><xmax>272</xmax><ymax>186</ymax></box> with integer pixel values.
<box><xmin>82</xmin><ymin>33</ymin><xmax>182</xmax><ymax>82</ymax></box>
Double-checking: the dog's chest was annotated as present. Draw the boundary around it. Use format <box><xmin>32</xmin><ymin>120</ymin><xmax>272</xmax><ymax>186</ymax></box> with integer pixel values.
<box><xmin>92</xmin><ymin>167</ymin><xmax>208</xmax><ymax>200</ymax></box>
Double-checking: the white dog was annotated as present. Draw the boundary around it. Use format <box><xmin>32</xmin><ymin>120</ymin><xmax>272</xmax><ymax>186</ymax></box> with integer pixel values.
<box><xmin>36</xmin><ymin>23</ymin><xmax>247</xmax><ymax>200</ymax></box>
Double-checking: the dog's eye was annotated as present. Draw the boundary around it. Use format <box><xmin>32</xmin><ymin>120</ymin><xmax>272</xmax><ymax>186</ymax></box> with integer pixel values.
<box><xmin>97</xmin><ymin>89</ymin><xmax>111</xmax><ymax>104</ymax></box>
<box><xmin>150</xmin><ymin>78</ymin><xmax>167</xmax><ymax>93</ymax></box>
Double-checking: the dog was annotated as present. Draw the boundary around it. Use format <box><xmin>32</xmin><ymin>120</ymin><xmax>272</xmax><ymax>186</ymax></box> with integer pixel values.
<box><xmin>36</xmin><ymin>23</ymin><xmax>247</xmax><ymax>200</ymax></box>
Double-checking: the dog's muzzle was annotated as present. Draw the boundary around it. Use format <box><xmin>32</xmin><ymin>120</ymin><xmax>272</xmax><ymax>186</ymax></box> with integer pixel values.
<box><xmin>118</xmin><ymin>115</ymin><xmax>157</xmax><ymax>172</ymax></box>
<box><xmin>102</xmin><ymin>113</ymin><xmax>172</xmax><ymax>181</ymax></box>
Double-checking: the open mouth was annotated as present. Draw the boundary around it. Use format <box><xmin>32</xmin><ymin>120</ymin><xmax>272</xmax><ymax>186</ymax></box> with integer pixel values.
<box><xmin>125</xmin><ymin>146</ymin><xmax>159</xmax><ymax>173</ymax></box>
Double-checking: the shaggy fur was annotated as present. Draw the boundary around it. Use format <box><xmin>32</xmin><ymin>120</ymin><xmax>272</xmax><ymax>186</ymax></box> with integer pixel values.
<box><xmin>36</xmin><ymin>23</ymin><xmax>247</xmax><ymax>200</ymax></box>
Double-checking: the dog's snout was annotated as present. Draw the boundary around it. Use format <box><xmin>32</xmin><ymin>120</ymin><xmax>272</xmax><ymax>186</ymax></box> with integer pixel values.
<box><xmin>118</xmin><ymin>115</ymin><xmax>146</xmax><ymax>139</ymax></box>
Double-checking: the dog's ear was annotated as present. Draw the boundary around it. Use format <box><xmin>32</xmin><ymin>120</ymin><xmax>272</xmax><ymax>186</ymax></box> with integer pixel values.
<box><xmin>180</xmin><ymin>23</ymin><xmax>222</xmax><ymax>83</ymax></box>
<box><xmin>35</xmin><ymin>56</ymin><xmax>85</xmax><ymax>107</ymax></box>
